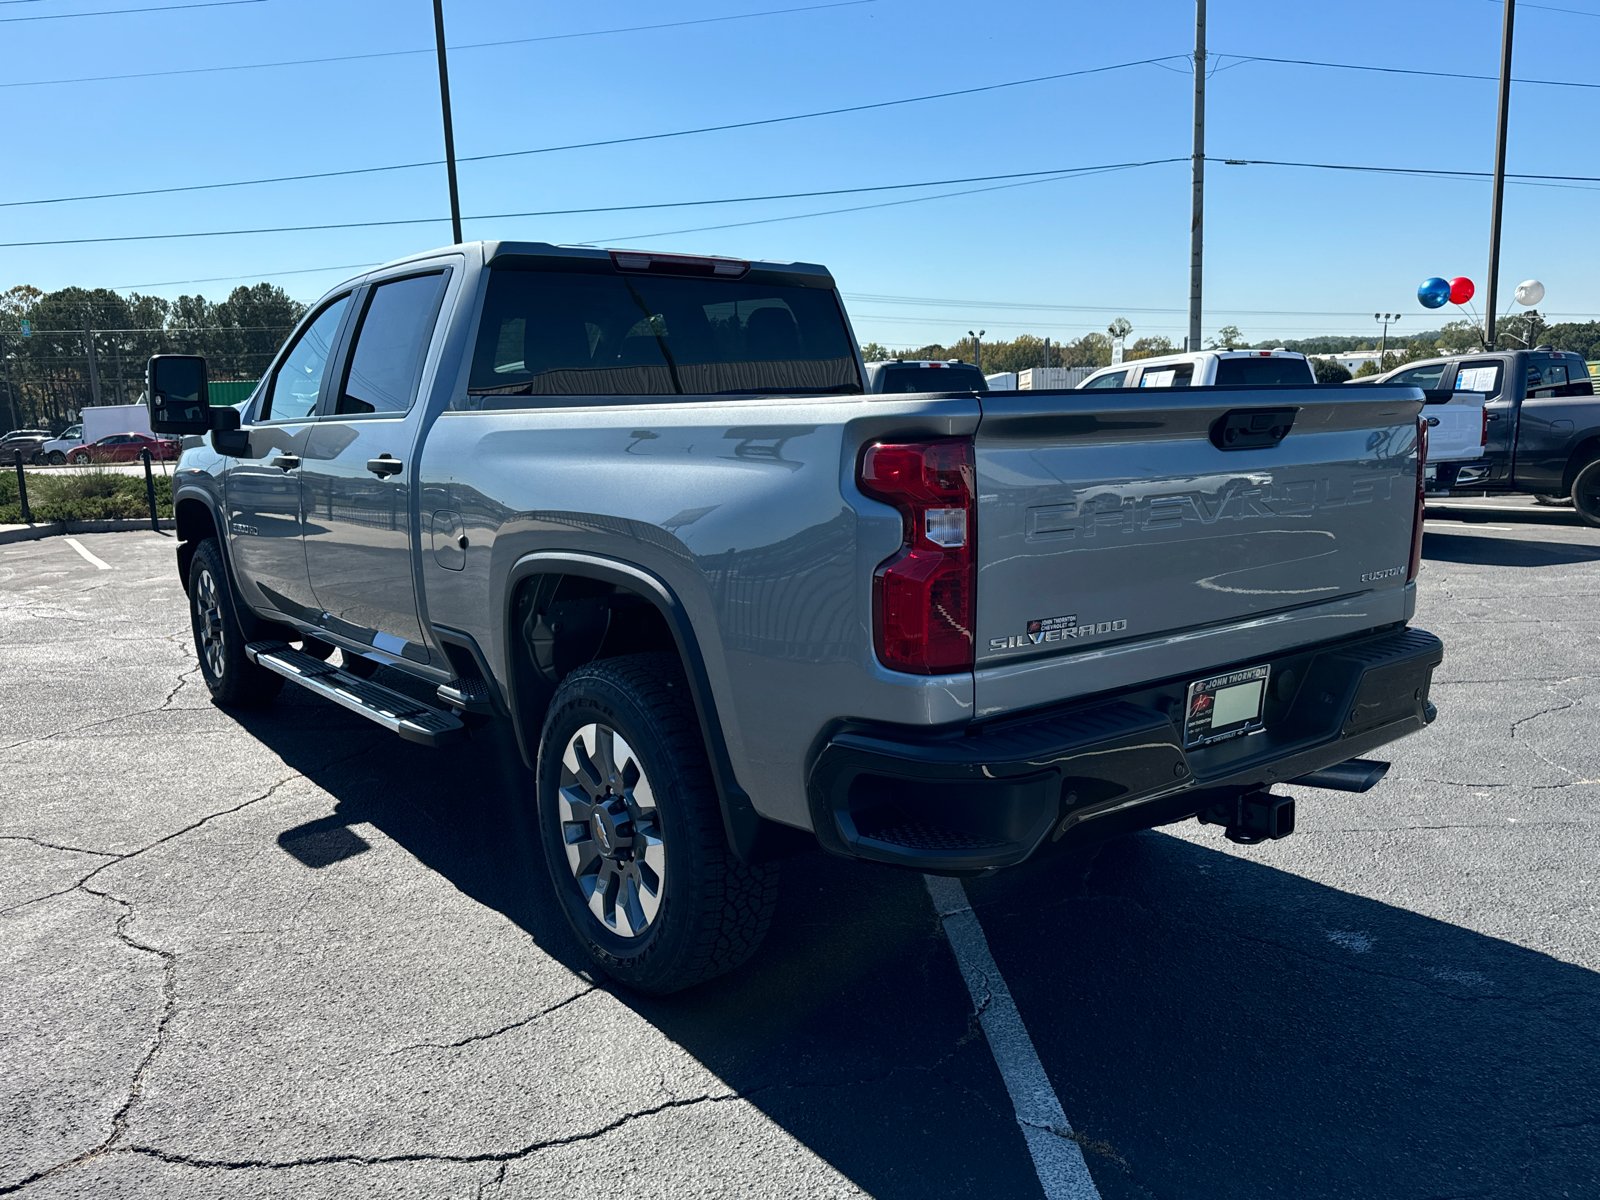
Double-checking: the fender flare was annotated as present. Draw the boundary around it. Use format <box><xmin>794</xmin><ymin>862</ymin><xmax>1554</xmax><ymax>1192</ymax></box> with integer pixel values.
<box><xmin>503</xmin><ymin>550</ymin><xmax>807</xmax><ymax>864</ymax></box>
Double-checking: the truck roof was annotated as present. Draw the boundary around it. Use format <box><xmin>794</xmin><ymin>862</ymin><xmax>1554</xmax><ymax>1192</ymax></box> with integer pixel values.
<box><xmin>353</xmin><ymin>241</ymin><xmax>838</xmax><ymax>288</ymax></box>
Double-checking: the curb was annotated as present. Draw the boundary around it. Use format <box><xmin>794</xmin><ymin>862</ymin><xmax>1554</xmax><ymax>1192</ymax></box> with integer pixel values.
<box><xmin>0</xmin><ymin>518</ymin><xmax>176</xmax><ymax>545</ymax></box>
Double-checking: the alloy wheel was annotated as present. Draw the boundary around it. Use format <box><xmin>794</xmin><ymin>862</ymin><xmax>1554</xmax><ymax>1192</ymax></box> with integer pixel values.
<box><xmin>194</xmin><ymin>567</ymin><xmax>226</xmax><ymax>679</ymax></box>
<box><xmin>558</xmin><ymin>723</ymin><xmax>666</xmax><ymax>938</ymax></box>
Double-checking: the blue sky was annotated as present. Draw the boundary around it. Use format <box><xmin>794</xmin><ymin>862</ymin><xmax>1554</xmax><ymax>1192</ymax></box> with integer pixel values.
<box><xmin>4</xmin><ymin>0</ymin><xmax>1597</xmax><ymax>348</ymax></box>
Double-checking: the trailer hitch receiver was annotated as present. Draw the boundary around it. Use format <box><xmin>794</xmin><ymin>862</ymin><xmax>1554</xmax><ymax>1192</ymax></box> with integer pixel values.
<box><xmin>1199</xmin><ymin>789</ymin><xmax>1296</xmax><ymax>845</ymax></box>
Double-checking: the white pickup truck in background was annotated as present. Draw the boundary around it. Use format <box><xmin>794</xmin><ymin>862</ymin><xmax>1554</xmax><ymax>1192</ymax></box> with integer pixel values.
<box><xmin>1421</xmin><ymin>390</ymin><xmax>1489</xmax><ymax>492</ymax></box>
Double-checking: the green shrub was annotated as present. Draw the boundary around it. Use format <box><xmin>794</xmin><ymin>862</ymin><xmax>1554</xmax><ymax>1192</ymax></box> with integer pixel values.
<box><xmin>0</xmin><ymin>468</ymin><xmax>173</xmax><ymax>524</ymax></box>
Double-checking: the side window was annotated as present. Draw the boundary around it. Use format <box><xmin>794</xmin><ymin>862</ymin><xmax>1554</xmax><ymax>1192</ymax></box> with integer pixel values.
<box><xmin>336</xmin><ymin>272</ymin><xmax>449</xmax><ymax>416</ymax></box>
<box><xmin>1455</xmin><ymin>362</ymin><xmax>1502</xmax><ymax>395</ymax></box>
<box><xmin>1139</xmin><ymin>363</ymin><xmax>1194</xmax><ymax>388</ymax></box>
<box><xmin>1528</xmin><ymin>360</ymin><xmax>1568</xmax><ymax>389</ymax></box>
<box><xmin>1390</xmin><ymin>363</ymin><xmax>1448</xmax><ymax>389</ymax></box>
<box><xmin>262</xmin><ymin>295</ymin><xmax>351</xmax><ymax>421</ymax></box>
<box><xmin>1084</xmin><ymin>370</ymin><xmax>1127</xmax><ymax>389</ymax></box>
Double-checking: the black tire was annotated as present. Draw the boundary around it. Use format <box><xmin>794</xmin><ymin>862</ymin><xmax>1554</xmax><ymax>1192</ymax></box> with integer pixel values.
<box><xmin>188</xmin><ymin>538</ymin><xmax>283</xmax><ymax>707</ymax></box>
<box><xmin>1574</xmin><ymin>460</ymin><xmax>1600</xmax><ymax>529</ymax></box>
<box><xmin>536</xmin><ymin>652</ymin><xmax>778</xmax><ymax>994</ymax></box>
<box><xmin>70</xmin><ymin>452</ymin><xmax>89</xmax><ymax>465</ymax></box>
<box><xmin>47</xmin><ymin>451</ymin><xmax>66</xmax><ymax>466</ymax></box>
<box><xmin>1533</xmin><ymin>493</ymin><xmax>1572</xmax><ymax>507</ymax></box>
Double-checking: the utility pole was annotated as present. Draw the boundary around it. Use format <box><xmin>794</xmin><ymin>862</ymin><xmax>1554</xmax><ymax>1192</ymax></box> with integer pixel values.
<box><xmin>83</xmin><ymin>323</ymin><xmax>103</xmax><ymax>408</ymax></box>
<box><xmin>1375</xmin><ymin>313</ymin><xmax>1401</xmax><ymax>365</ymax></box>
<box><xmin>1484</xmin><ymin>0</ymin><xmax>1515</xmax><ymax>350</ymax></box>
<box><xmin>968</xmin><ymin>330</ymin><xmax>985</xmax><ymax>374</ymax></box>
<box><xmin>1187</xmin><ymin>0</ymin><xmax>1206</xmax><ymax>353</ymax></box>
<box><xmin>433</xmin><ymin>0</ymin><xmax>464</xmax><ymax>245</ymax></box>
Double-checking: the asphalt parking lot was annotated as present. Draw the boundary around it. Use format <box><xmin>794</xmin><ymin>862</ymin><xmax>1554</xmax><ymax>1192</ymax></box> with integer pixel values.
<box><xmin>2</xmin><ymin>507</ymin><xmax>1597</xmax><ymax>1199</ymax></box>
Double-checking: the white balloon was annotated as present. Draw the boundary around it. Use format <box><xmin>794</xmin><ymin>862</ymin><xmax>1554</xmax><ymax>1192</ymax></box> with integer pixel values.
<box><xmin>1514</xmin><ymin>279</ymin><xmax>1545</xmax><ymax>306</ymax></box>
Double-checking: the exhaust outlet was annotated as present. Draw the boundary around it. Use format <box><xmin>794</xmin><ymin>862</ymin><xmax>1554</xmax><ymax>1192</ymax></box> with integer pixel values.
<box><xmin>1290</xmin><ymin>759</ymin><xmax>1390</xmax><ymax>793</ymax></box>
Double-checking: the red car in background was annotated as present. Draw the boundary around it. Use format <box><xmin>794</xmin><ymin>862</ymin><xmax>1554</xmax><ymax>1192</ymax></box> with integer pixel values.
<box><xmin>68</xmin><ymin>432</ymin><xmax>180</xmax><ymax>465</ymax></box>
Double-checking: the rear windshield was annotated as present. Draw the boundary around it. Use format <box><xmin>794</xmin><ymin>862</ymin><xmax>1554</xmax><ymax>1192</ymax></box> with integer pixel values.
<box><xmin>464</xmin><ymin>269</ymin><xmax>861</xmax><ymax>403</ymax></box>
<box><xmin>1213</xmin><ymin>357</ymin><xmax>1314</xmax><ymax>386</ymax></box>
<box><xmin>877</xmin><ymin>364</ymin><xmax>988</xmax><ymax>393</ymax></box>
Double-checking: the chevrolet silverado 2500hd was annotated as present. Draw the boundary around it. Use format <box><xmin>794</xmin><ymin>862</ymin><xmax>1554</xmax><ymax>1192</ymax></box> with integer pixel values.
<box><xmin>146</xmin><ymin>241</ymin><xmax>1443</xmax><ymax>993</ymax></box>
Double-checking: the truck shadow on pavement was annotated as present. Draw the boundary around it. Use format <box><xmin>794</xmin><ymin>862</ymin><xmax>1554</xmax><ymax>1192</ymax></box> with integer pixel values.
<box><xmin>232</xmin><ymin>695</ymin><xmax>1600</xmax><ymax>1200</ymax></box>
<box><xmin>1423</xmin><ymin>528</ymin><xmax>1600</xmax><ymax>568</ymax></box>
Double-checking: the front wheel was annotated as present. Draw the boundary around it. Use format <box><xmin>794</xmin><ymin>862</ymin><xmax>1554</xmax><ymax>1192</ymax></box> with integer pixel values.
<box><xmin>1572</xmin><ymin>460</ymin><xmax>1600</xmax><ymax>528</ymax></box>
<box><xmin>188</xmin><ymin>538</ymin><xmax>283</xmax><ymax>706</ymax></box>
<box><xmin>69</xmin><ymin>452</ymin><xmax>89</xmax><ymax>465</ymax></box>
<box><xmin>47</xmin><ymin>451</ymin><xmax>66</xmax><ymax>466</ymax></box>
<box><xmin>536</xmin><ymin>653</ymin><xmax>778</xmax><ymax>994</ymax></box>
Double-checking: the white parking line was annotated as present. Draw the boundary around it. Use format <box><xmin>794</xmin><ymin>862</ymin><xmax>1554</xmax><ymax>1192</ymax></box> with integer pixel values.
<box><xmin>63</xmin><ymin>538</ymin><xmax>112</xmax><ymax>570</ymax></box>
<box><xmin>1425</xmin><ymin>522</ymin><xmax>1513</xmax><ymax>531</ymax></box>
<box><xmin>924</xmin><ymin>874</ymin><xmax>1101</xmax><ymax>1199</ymax></box>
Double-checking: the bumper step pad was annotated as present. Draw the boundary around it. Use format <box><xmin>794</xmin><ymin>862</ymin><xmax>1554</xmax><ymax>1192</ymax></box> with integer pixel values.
<box><xmin>244</xmin><ymin>641</ymin><xmax>466</xmax><ymax>747</ymax></box>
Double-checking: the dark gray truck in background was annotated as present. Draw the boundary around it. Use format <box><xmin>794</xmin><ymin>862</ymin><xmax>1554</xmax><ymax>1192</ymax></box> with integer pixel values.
<box><xmin>147</xmin><ymin>241</ymin><xmax>1444</xmax><ymax>993</ymax></box>
<box><xmin>1368</xmin><ymin>348</ymin><xmax>1600</xmax><ymax>524</ymax></box>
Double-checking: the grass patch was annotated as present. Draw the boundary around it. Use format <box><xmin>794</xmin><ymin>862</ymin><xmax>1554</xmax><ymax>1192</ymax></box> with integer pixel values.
<box><xmin>0</xmin><ymin>466</ymin><xmax>173</xmax><ymax>523</ymax></box>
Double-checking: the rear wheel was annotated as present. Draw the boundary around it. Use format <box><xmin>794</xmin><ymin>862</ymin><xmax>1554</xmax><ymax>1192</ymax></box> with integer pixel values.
<box><xmin>536</xmin><ymin>653</ymin><xmax>778</xmax><ymax>994</ymax></box>
<box><xmin>1573</xmin><ymin>460</ymin><xmax>1600</xmax><ymax>529</ymax></box>
<box><xmin>189</xmin><ymin>538</ymin><xmax>283</xmax><ymax>706</ymax></box>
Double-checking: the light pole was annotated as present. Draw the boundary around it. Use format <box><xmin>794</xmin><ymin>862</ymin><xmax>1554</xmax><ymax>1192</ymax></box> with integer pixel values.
<box><xmin>1375</xmin><ymin>313</ymin><xmax>1401</xmax><ymax>368</ymax></box>
<box><xmin>1485</xmin><ymin>0</ymin><xmax>1516</xmax><ymax>349</ymax></box>
<box><xmin>968</xmin><ymin>330</ymin><xmax>986</xmax><ymax>375</ymax></box>
<box><xmin>433</xmin><ymin>0</ymin><xmax>464</xmax><ymax>245</ymax></box>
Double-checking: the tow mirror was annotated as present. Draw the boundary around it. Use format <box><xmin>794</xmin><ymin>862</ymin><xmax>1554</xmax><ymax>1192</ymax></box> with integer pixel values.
<box><xmin>147</xmin><ymin>355</ymin><xmax>214</xmax><ymax>434</ymax></box>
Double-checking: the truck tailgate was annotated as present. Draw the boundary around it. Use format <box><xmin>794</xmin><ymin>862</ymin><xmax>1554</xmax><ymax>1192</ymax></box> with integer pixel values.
<box><xmin>972</xmin><ymin>386</ymin><xmax>1423</xmax><ymax>712</ymax></box>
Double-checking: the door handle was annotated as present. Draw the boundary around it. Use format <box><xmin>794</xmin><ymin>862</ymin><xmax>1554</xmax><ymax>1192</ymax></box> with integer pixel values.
<box><xmin>271</xmin><ymin>454</ymin><xmax>301</xmax><ymax>471</ymax></box>
<box><xmin>366</xmin><ymin>456</ymin><xmax>403</xmax><ymax>478</ymax></box>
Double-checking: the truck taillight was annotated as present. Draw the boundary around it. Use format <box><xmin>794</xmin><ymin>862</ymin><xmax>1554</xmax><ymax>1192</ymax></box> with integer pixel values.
<box><xmin>858</xmin><ymin>439</ymin><xmax>976</xmax><ymax>674</ymax></box>
<box><xmin>1407</xmin><ymin>415</ymin><xmax>1428</xmax><ymax>584</ymax></box>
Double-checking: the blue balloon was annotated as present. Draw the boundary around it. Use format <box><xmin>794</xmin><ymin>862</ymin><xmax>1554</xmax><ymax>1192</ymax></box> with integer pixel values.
<box><xmin>1418</xmin><ymin>277</ymin><xmax>1451</xmax><ymax>309</ymax></box>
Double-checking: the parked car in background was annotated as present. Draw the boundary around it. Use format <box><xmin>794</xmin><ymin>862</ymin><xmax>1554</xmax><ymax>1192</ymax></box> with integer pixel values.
<box><xmin>1358</xmin><ymin>349</ymin><xmax>1600</xmax><ymax>525</ymax></box>
<box><xmin>39</xmin><ymin>424</ymin><xmax>84</xmax><ymax>465</ymax></box>
<box><xmin>863</xmin><ymin>358</ymin><xmax>989</xmax><ymax>392</ymax></box>
<box><xmin>1078</xmin><ymin>349</ymin><xmax>1317</xmax><ymax>390</ymax></box>
<box><xmin>0</xmin><ymin>429</ymin><xmax>53</xmax><ymax>464</ymax></box>
<box><xmin>68</xmin><ymin>431</ymin><xmax>179</xmax><ymax>464</ymax></box>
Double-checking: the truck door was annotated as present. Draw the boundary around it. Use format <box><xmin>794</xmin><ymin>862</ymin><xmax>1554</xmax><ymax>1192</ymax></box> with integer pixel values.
<box><xmin>1453</xmin><ymin>358</ymin><xmax>1510</xmax><ymax>477</ymax></box>
<box><xmin>1514</xmin><ymin>352</ymin><xmax>1586</xmax><ymax>491</ymax></box>
<box><xmin>299</xmin><ymin>269</ymin><xmax>451</xmax><ymax>666</ymax></box>
<box><xmin>225</xmin><ymin>293</ymin><xmax>352</xmax><ymax>621</ymax></box>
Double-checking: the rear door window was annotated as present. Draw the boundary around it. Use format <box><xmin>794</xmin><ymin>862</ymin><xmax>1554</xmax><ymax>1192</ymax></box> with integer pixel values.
<box><xmin>465</xmin><ymin>269</ymin><xmax>861</xmax><ymax>403</ymax></box>
<box><xmin>1138</xmin><ymin>363</ymin><xmax>1194</xmax><ymax>388</ymax></box>
<box><xmin>336</xmin><ymin>272</ymin><xmax>449</xmax><ymax>416</ymax></box>
<box><xmin>1213</xmin><ymin>356</ymin><xmax>1315</xmax><ymax>386</ymax></box>
<box><xmin>1527</xmin><ymin>358</ymin><xmax>1569</xmax><ymax>390</ymax></box>
<box><xmin>1083</xmin><ymin>370</ymin><xmax>1127</xmax><ymax>389</ymax></box>
<box><xmin>1455</xmin><ymin>362</ymin><xmax>1502</xmax><ymax>395</ymax></box>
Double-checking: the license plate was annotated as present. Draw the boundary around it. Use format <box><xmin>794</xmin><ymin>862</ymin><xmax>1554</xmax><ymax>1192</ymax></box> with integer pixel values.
<box><xmin>1184</xmin><ymin>665</ymin><xmax>1270</xmax><ymax>747</ymax></box>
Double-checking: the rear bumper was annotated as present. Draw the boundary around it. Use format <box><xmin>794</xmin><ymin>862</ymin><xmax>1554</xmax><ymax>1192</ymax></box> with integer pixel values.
<box><xmin>806</xmin><ymin>625</ymin><xmax>1443</xmax><ymax>873</ymax></box>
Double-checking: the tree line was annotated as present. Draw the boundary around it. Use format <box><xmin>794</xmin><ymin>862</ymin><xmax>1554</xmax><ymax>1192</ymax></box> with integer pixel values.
<box><xmin>0</xmin><ymin>283</ymin><xmax>306</xmax><ymax>432</ymax></box>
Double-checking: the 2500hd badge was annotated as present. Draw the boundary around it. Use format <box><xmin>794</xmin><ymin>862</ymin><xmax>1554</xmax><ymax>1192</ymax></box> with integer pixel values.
<box><xmin>990</xmin><ymin>613</ymin><xmax>1129</xmax><ymax>652</ymax></box>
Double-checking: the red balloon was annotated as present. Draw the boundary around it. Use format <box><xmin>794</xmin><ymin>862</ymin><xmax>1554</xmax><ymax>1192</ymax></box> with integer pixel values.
<box><xmin>1449</xmin><ymin>276</ymin><xmax>1475</xmax><ymax>305</ymax></box>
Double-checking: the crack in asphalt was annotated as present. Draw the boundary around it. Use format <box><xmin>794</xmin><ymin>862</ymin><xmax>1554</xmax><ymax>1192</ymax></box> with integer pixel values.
<box><xmin>159</xmin><ymin>666</ymin><xmax>202</xmax><ymax>710</ymax></box>
<box><xmin>385</xmin><ymin>986</ymin><xmax>601</xmax><ymax>1056</ymax></box>
<box><xmin>0</xmin><ymin>733</ymin><xmax>388</xmax><ymax>917</ymax></box>
<box><xmin>0</xmin><ymin>834</ymin><xmax>121</xmax><ymax>858</ymax></box>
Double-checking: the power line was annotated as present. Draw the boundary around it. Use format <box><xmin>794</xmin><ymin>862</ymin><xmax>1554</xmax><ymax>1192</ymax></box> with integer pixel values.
<box><xmin>1222</xmin><ymin>50</ymin><xmax>1600</xmax><ymax>90</ymax></box>
<box><xmin>0</xmin><ymin>55</ymin><xmax>1186</xmax><ymax>210</ymax></box>
<box><xmin>0</xmin><ymin>0</ymin><xmax>873</xmax><ymax>89</ymax></box>
<box><xmin>1</xmin><ymin>0</ymin><xmax>262</xmax><ymax>21</ymax></box>
<box><xmin>0</xmin><ymin>159</ymin><xmax>1188</xmax><ymax>249</ymax></box>
<box><xmin>1213</xmin><ymin>155</ymin><xmax>1600</xmax><ymax>184</ymax></box>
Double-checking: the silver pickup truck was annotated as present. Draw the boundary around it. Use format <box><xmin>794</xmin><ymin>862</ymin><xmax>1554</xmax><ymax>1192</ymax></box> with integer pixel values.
<box><xmin>146</xmin><ymin>241</ymin><xmax>1443</xmax><ymax>993</ymax></box>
